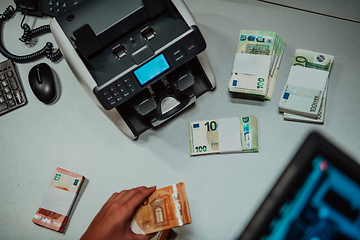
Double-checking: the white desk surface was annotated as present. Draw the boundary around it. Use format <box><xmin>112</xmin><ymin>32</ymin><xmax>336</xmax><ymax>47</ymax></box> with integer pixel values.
<box><xmin>261</xmin><ymin>0</ymin><xmax>360</xmax><ymax>23</ymax></box>
<box><xmin>1</xmin><ymin>0</ymin><xmax>360</xmax><ymax>239</ymax></box>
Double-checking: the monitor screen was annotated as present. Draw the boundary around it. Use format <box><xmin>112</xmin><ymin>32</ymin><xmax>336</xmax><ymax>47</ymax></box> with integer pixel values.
<box><xmin>238</xmin><ymin>132</ymin><xmax>360</xmax><ymax>240</ymax></box>
<box><xmin>134</xmin><ymin>54</ymin><xmax>170</xmax><ymax>86</ymax></box>
<box><xmin>261</xmin><ymin>155</ymin><xmax>360</xmax><ymax>240</ymax></box>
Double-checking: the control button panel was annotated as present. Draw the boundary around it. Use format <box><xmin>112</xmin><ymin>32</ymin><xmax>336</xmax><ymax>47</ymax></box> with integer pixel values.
<box><xmin>97</xmin><ymin>76</ymin><xmax>137</xmax><ymax>110</ymax></box>
<box><xmin>184</xmin><ymin>39</ymin><xmax>198</xmax><ymax>54</ymax></box>
<box><xmin>172</xmin><ymin>48</ymin><xmax>185</xmax><ymax>62</ymax></box>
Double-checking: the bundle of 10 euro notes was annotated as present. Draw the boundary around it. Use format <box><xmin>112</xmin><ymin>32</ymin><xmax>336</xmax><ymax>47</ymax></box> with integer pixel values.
<box><xmin>228</xmin><ymin>30</ymin><xmax>286</xmax><ymax>101</ymax></box>
<box><xmin>131</xmin><ymin>182</ymin><xmax>191</xmax><ymax>235</ymax></box>
<box><xmin>189</xmin><ymin>115</ymin><xmax>258</xmax><ymax>156</ymax></box>
<box><xmin>279</xmin><ymin>49</ymin><xmax>334</xmax><ymax>123</ymax></box>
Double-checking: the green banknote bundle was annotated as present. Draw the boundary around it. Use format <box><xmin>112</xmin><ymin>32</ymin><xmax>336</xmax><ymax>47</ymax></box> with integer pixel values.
<box><xmin>228</xmin><ymin>30</ymin><xmax>286</xmax><ymax>101</ymax></box>
<box><xmin>284</xmin><ymin>83</ymin><xmax>328</xmax><ymax>124</ymax></box>
<box><xmin>279</xmin><ymin>49</ymin><xmax>334</xmax><ymax>121</ymax></box>
<box><xmin>189</xmin><ymin>116</ymin><xmax>258</xmax><ymax>156</ymax></box>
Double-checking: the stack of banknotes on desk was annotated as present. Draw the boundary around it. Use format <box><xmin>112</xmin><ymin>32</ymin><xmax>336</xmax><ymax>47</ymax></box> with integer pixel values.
<box><xmin>279</xmin><ymin>49</ymin><xmax>334</xmax><ymax>124</ymax></box>
<box><xmin>228</xmin><ymin>30</ymin><xmax>286</xmax><ymax>101</ymax></box>
<box><xmin>32</xmin><ymin>167</ymin><xmax>85</xmax><ymax>232</ymax></box>
<box><xmin>189</xmin><ymin>116</ymin><xmax>258</xmax><ymax>156</ymax></box>
<box><xmin>131</xmin><ymin>182</ymin><xmax>191</xmax><ymax>235</ymax></box>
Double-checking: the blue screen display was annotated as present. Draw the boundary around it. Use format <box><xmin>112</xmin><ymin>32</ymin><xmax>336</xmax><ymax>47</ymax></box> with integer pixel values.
<box><xmin>262</xmin><ymin>156</ymin><xmax>360</xmax><ymax>240</ymax></box>
<box><xmin>134</xmin><ymin>54</ymin><xmax>170</xmax><ymax>85</ymax></box>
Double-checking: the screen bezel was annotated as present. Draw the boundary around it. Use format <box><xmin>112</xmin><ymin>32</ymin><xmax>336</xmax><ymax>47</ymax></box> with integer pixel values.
<box><xmin>237</xmin><ymin>131</ymin><xmax>360</xmax><ymax>240</ymax></box>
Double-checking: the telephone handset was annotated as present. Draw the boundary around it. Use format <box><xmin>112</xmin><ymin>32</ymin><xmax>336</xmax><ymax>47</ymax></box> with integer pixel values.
<box><xmin>13</xmin><ymin>0</ymin><xmax>84</xmax><ymax>17</ymax></box>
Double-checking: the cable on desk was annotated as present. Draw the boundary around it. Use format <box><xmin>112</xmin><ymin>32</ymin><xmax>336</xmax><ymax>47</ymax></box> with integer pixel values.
<box><xmin>0</xmin><ymin>5</ymin><xmax>63</xmax><ymax>63</ymax></box>
<box><xmin>19</xmin><ymin>9</ymin><xmax>53</xmax><ymax>44</ymax></box>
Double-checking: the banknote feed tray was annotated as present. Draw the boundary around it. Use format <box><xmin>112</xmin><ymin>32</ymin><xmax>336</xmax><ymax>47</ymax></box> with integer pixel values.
<box><xmin>50</xmin><ymin>0</ymin><xmax>216</xmax><ymax>139</ymax></box>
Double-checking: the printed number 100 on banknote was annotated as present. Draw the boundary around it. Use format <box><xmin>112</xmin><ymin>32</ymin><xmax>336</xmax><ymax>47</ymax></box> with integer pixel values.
<box><xmin>189</xmin><ymin>116</ymin><xmax>258</xmax><ymax>156</ymax></box>
<box><xmin>191</xmin><ymin>120</ymin><xmax>219</xmax><ymax>154</ymax></box>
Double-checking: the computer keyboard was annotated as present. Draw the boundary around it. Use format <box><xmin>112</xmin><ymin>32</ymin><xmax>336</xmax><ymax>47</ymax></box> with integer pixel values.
<box><xmin>0</xmin><ymin>59</ymin><xmax>27</xmax><ymax>116</ymax></box>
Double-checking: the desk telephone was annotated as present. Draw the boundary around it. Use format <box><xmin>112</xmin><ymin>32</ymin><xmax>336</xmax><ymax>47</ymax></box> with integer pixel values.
<box><xmin>13</xmin><ymin>0</ymin><xmax>84</xmax><ymax>17</ymax></box>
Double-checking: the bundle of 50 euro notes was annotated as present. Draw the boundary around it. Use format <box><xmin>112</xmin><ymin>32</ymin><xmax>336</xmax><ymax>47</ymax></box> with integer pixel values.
<box><xmin>228</xmin><ymin>30</ymin><xmax>286</xmax><ymax>101</ymax></box>
<box><xmin>189</xmin><ymin>115</ymin><xmax>258</xmax><ymax>156</ymax></box>
<box><xmin>32</xmin><ymin>167</ymin><xmax>85</xmax><ymax>232</ymax></box>
<box><xmin>131</xmin><ymin>182</ymin><xmax>191</xmax><ymax>234</ymax></box>
<box><xmin>279</xmin><ymin>49</ymin><xmax>334</xmax><ymax>123</ymax></box>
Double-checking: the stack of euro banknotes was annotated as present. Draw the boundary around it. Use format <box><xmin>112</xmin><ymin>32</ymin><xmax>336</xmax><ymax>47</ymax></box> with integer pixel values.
<box><xmin>131</xmin><ymin>182</ymin><xmax>191</xmax><ymax>235</ymax></box>
<box><xmin>228</xmin><ymin>30</ymin><xmax>286</xmax><ymax>101</ymax></box>
<box><xmin>279</xmin><ymin>49</ymin><xmax>334</xmax><ymax>124</ymax></box>
<box><xmin>189</xmin><ymin>116</ymin><xmax>258</xmax><ymax>156</ymax></box>
<box><xmin>32</xmin><ymin>167</ymin><xmax>85</xmax><ymax>232</ymax></box>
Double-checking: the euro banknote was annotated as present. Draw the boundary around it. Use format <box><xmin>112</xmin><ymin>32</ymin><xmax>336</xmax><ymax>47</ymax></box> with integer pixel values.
<box><xmin>229</xmin><ymin>30</ymin><xmax>286</xmax><ymax>100</ymax></box>
<box><xmin>151</xmin><ymin>229</ymin><xmax>177</xmax><ymax>240</ymax></box>
<box><xmin>265</xmin><ymin>37</ymin><xmax>286</xmax><ymax>100</ymax></box>
<box><xmin>189</xmin><ymin>115</ymin><xmax>258</xmax><ymax>156</ymax></box>
<box><xmin>229</xmin><ymin>73</ymin><xmax>269</xmax><ymax>97</ymax></box>
<box><xmin>32</xmin><ymin>167</ymin><xmax>85</xmax><ymax>232</ymax></box>
<box><xmin>284</xmin><ymin>82</ymin><xmax>328</xmax><ymax>124</ymax></box>
<box><xmin>131</xmin><ymin>182</ymin><xmax>191</xmax><ymax>235</ymax></box>
<box><xmin>291</xmin><ymin>49</ymin><xmax>334</xmax><ymax>72</ymax></box>
<box><xmin>279</xmin><ymin>49</ymin><xmax>333</xmax><ymax>119</ymax></box>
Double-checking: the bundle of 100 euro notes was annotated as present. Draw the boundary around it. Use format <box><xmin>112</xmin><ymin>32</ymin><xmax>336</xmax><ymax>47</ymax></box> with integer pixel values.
<box><xmin>32</xmin><ymin>167</ymin><xmax>84</xmax><ymax>232</ymax></box>
<box><xmin>131</xmin><ymin>182</ymin><xmax>191</xmax><ymax>235</ymax></box>
<box><xmin>189</xmin><ymin>116</ymin><xmax>258</xmax><ymax>156</ymax></box>
<box><xmin>279</xmin><ymin>49</ymin><xmax>334</xmax><ymax>123</ymax></box>
<box><xmin>228</xmin><ymin>30</ymin><xmax>286</xmax><ymax>101</ymax></box>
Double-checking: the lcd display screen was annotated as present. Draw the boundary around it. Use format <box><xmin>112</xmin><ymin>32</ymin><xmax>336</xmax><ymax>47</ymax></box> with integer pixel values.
<box><xmin>134</xmin><ymin>54</ymin><xmax>170</xmax><ymax>85</ymax></box>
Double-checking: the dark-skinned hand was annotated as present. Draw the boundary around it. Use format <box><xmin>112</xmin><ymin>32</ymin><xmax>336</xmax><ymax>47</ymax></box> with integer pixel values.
<box><xmin>81</xmin><ymin>186</ymin><xmax>156</xmax><ymax>240</ymax></box>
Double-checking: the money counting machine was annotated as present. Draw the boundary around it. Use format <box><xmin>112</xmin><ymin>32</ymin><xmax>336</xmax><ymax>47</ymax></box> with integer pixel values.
<box><xmin>50</xmin><ymin>0</ymin><xmax>216</xmax><ymax>139</ymax></box>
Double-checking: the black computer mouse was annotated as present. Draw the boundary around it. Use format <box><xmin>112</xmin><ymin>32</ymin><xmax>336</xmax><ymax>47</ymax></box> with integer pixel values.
<box><xmin>28</xmin><ymin>63</ymin><xmax>57</xmax><ymax>104</ymax></box>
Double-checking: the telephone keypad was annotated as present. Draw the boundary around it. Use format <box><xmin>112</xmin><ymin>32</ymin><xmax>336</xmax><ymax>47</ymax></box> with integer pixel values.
<box><xmin>43</xmin><ymin>0</ymin><xmax>83</xmax><ymax>17</ymax></box>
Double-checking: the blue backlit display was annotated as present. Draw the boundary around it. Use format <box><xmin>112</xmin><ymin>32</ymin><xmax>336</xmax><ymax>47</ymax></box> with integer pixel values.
<box><xmin>134</xmin><ymin>54</ymin><xmax>170</xmax><ymax>85</ymax></box>
<box><xmin>262</xmin><ymin>156</ymin><xmax>360</xmax><ymax>240</ymax></box>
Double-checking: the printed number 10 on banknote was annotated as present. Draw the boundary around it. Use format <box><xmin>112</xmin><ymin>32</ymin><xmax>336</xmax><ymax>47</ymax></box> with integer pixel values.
<box><xmin>189</xmin><ymin>116</ymin><xmax>258</xmax><ymax>156</ymax></box>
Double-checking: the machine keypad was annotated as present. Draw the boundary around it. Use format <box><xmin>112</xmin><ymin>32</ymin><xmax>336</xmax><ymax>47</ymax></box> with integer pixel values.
<box><xmin>101</xmin><ymin>76</ymin><xmax>136</xmax><ymax>109</ymax></box>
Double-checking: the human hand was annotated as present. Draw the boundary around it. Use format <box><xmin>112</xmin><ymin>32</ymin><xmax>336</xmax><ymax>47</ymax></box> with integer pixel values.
<box><xmin>81</xmin><ymin>186</ymin><xmax>156</xmax><ymax>240</ymax></box>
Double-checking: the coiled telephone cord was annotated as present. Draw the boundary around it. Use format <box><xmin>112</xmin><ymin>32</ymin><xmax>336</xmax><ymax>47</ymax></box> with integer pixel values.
<box><xmin>0</xmin><ymin>5</ymin><xmax>63</xmax><ymax>63</ymax></box>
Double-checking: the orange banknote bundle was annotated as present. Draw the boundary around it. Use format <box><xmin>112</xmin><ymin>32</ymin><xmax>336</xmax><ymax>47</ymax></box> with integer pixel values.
<box><xmin>32</xmin><ymin>167</ymin><xmax>85</xmax><ymax>232</ymax></box>
<box><xmin>151</xmin><ymin>229</ymin><xmax>177</xmax><ymax>240</ymax></box>
<box><xmin>131</xmin><ymin>182</ymin><xmax>192</xmax><ymax>234</ymax></box>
